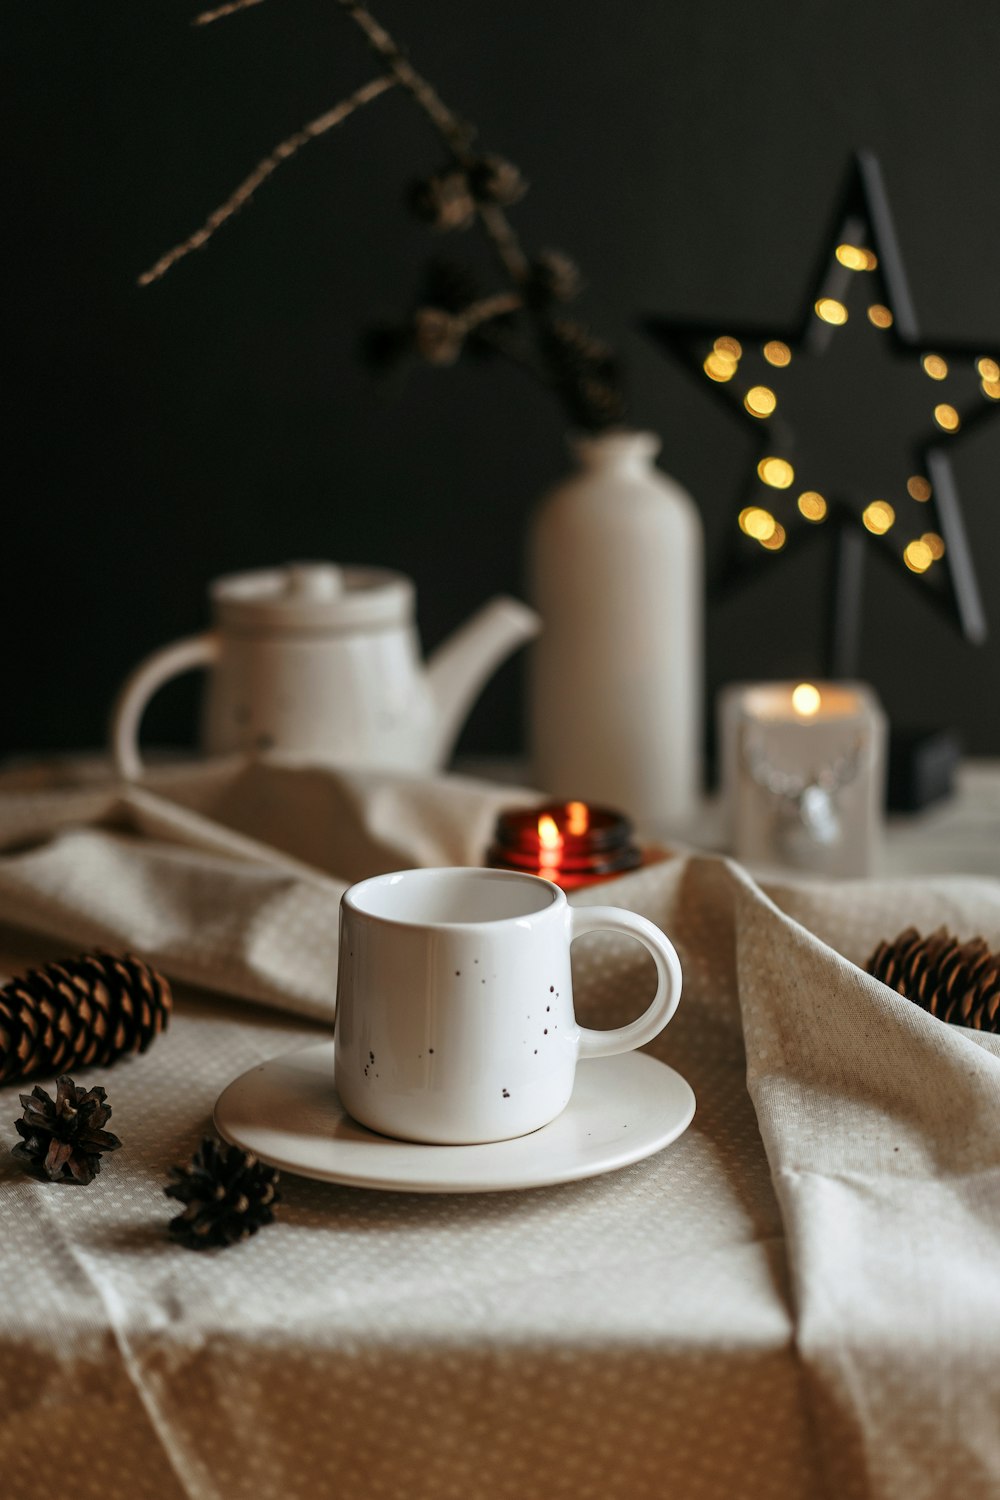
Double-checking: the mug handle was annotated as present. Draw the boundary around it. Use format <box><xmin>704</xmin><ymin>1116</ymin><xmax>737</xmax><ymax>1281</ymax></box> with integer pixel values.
<box><xmin>109</xmin><ymin>632</ymin><xmax>220</xmax><ymax>780</ymax></box>
<box><xmin>571</xmin><ymin>906</ymin><xmax>682</xmax><ymax>1058</ymax></box>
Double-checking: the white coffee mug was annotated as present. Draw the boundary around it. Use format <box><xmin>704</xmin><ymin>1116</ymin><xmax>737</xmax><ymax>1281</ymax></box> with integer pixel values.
<box><xmin>334</xmin><ymin>867</ymin><xmax>683</xmax><ymax>1145</ymax></box>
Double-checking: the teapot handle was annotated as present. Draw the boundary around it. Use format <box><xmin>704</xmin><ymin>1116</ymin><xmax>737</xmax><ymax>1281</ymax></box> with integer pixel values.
<box><xmin>109</xmin><ymin>633</ymin><xmax>220</xmax><ymax>780</ymax></box>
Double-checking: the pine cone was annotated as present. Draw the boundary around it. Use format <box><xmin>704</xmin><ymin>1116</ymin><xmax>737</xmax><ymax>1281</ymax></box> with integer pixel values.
<box><xmin>408</xmin><ymin>170</ymin><xmax>476</xmax><ymax>232</ymax></box>
<box><xmin>12</xmin><ymin>1075</ymin><xmax>121</xmax><ymax>1184</ymax></box>
<box><xmin>865</xmin><ymin>926</ymin><xmax>1000</xmax><ymax>1030</ymax></box>
<box><xmin>467</xmin><ymin>155</ymin><xmax>527</xmax><ymax>207</ymax></box>
<box><xmin>166</xmin><ymin>1138</ymin><xmax>281</xmax><ymax>1251</ymax></box>
<box><xmin>0</xmin><ymin>952</ymin><xmax>172</xmax><ymax>1087</ymax></box>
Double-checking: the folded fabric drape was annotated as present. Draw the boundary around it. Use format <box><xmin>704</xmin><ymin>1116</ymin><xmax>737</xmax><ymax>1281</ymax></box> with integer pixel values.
<box><xmin>0</xmin><ymin>756</ymin><xmax>539</xmax><ymax>1017</ymax></box>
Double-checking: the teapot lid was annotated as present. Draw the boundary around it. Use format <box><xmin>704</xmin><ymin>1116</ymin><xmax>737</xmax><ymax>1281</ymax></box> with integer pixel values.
<box><xmin>210</xmin><ymin>563</ymin><xmax>415</xmax><ymax>630</ymax></box>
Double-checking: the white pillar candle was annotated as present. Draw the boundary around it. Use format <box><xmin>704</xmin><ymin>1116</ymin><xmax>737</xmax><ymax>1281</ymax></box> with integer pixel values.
<box><xmin>718</xmin><ymin>680</ymin><xmax>887</xmax><ymax>877</ymax></box>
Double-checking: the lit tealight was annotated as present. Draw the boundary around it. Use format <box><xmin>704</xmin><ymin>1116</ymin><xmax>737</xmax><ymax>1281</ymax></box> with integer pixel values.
<box><xmin>763</xmin><ymin>340</ymin><xmax>792</xmax><ymax>367</ymax></box>
<box><xmin>934</xmin><ymin>403</ymin><xmax>961</xmax><ymax>432</ymax></box>
<box><xmin>922</xmin><ymin>353</ymin><xmax>949</xmax><ymax>381</ymax></box>
<box><xmin>759</xmin><ymin>523</ymin><xmax>786</xmax><ymax>551</ymax></box>
<box><xmin>904</xmin><ymin>539</ymin><xmax>934</xmax><ymax>573</ymax></box>
<box><xmin>922</xmin><ymin>531</ymin><xmax>946</xmax><ymax>560</ymax></box>
<box><xmin>757</xmin><ymin>456</ymin><xmax>795</xmax><ymax>489</ymax></box>
<box><xmin>537</xmin><ymin>814</ymin><xmax>562</xmax><ymax>866</ymax></box>
<box><xmin>815</xmin><ymin>298</ymin><xmax>848</xmax><ymax>326</ymax></box>
<box><xmin>739</xmin><ymin>506</ymin><xmax>777</xmax><ymax>541</ymax></box>
<box><xmin>565</xmin><ymin>801</ymin><xmax>590</xmax><ymax>836</ymax></box>
<box><xmin>977</xmin><ymin>357</ymin><xmax>1000</xmax><ymax>383</ymax></box>
<box><xmin>744</xmin><ymin>385</ymin><xmax>777</xmax><ymax>418</ymax></box>
<box><xmin>868</xmin><ymin>304</ymin><xmax>893</xmax><ymax>328</ymax></box>
<box><xmin>863</xmin><ymin>500</ymin><xmax>895</xmax><ymax>535</ymax></box>
<box><xmin>798</xmin><ymin>490</ymin><xmax>828</xmax><ymax>522</ymax></box>
<box><xmin>907</xmin><ymin>475</ymin><xmax>932</xmax><ymax>502</ymax></box>
<box><xmin>792</xmin><ymin>682</ymin><xmax>822</xmax><ymax>717</ymax></box>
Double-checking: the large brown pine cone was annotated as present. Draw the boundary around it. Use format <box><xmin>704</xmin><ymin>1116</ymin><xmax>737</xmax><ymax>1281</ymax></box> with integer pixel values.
<box><xmin>0</xmin><ymin>952</ymin><xmax>172</xmax><ymax>1086</ymax></box>
<box><xmin>865</xmin><ymin>926</ymin><xmax>1000</xmax><ymax>1031</ymax></box>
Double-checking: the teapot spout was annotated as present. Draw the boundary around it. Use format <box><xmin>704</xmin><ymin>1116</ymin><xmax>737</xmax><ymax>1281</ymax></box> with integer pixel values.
<box><xmin>427</xmin><ymin>596</ymin><xmax>540</xmax><ymax>767</ymax></box>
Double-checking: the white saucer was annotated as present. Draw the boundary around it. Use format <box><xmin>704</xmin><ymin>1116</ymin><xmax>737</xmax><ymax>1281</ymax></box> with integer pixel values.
<box><xmin>214</xmin><ymin>1043</ymin><xmax>695</xmax><ymax>1194</ymax></box>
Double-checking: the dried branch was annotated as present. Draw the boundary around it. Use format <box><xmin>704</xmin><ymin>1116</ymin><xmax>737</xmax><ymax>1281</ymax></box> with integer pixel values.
<box><xmin>334</xmin><ymin>0</ymin><xmax>530</xmax><ymax>285</ymax></box>
<box><xmin>193</xmin><ymin>0</ymin><xmax>265</xmax><ymax>26</ymax></box>
<box><xmin>138</xmin><ymin>74</ymin><xmax>395</xmax><ymax>286</ymax></box>
<box><xmin>458</xmin><ymin>292</ymin><xmax>521</xmax><ymax>334</ymax></box>
<box><xmin>142</xmin><ymin>0</ymin><xmax>624</xmax><ymax>428</ymax></box>
<box><xmin>333</xmin><ymin>0</ymin><xmax>471</xmax><ymax>155</ymax></box>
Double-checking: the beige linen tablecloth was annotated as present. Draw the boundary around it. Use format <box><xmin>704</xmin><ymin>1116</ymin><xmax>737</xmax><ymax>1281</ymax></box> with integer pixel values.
<box><xmin>1</xmin><ymin>758</ymin><xmax>999</xmax><ymax>1500</ymax></box>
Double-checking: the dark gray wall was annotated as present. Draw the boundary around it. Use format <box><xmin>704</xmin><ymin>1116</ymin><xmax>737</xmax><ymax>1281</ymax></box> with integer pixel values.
<box><xmin>4</xmin><ymin>0</ymin><xmax>999</xmax><ymax>760</ymax></box>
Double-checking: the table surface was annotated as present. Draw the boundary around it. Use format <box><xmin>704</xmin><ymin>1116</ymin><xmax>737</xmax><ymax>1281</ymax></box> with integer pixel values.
<box><xmin>2</xmin><ymin>760</ymin><xmax>999</xmax><ymax>1500</ymax></box>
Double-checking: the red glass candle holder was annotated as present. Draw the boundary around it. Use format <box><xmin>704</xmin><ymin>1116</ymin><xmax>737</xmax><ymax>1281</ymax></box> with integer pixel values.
<box><xmin>486</xmin><ymin>801</ymin><xmax>643</xmax><ymax>890</ymax></box>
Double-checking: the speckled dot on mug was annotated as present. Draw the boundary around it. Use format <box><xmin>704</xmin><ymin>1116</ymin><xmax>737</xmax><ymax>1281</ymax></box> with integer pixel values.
<box><xmin>334</xmin><ymin>867</ymin><xmax>682</xmax><ymax>1144</ymax></box>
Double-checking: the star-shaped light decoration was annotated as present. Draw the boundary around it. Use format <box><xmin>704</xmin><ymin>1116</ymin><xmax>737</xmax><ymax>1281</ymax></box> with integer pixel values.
<box><xmin>645</xmin><ymin>150</ymin><xmax>997</xmax><ymax>674</ymax></box>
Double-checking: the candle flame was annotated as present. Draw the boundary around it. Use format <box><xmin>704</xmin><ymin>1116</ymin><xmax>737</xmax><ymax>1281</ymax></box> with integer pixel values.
<box><xmin>792</xmin><ymin>683</ymin><xmax>822</xmax><ymax>717</ymax></box>
<box><xmin>537</xmin><ymin>814</ymin><xmax>562</xmax><ymax>851</ymax></box>
<box><xmin>565</xmin><ymin>801</ymin><xmax>589</xmax><ymax>836</ymax></box>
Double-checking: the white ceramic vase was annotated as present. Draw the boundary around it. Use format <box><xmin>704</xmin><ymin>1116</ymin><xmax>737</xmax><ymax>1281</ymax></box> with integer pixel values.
<box><xmin>527</xmin><ymin>430</ymin><xmax>703</xmax><ymax>831</ymax></box>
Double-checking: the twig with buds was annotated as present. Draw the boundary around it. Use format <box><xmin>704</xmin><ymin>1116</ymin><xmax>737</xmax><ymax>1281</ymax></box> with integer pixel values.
<box><xmin>140</xmin><ymin>0</ymin><xmax>626</xmax><ymax>431</ymax></box>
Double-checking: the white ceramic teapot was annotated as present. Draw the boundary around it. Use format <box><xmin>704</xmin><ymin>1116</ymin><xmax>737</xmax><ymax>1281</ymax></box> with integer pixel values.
<box><xmin>110</xmin><ymin>563</ymin><xmax>539</xmax><ymax>779</ymax></box>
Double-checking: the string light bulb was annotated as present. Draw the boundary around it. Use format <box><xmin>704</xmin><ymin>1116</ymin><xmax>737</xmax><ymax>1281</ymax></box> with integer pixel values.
<box><xmin>797</xmin><ymin>491</ymin><xmax>827</xmax><ymax>522</ymax></box>
<box><xmin>763</xmin><ymin>340</ymin><xmax>791</xmax><ymax>367</ymax></box>
<box><xmin>867</xmin><ymin>304</ymin><xmax>893</xmax><ymax>328</ymax></box>
<box><xmin>904</xmin><ymin>539</ymin><xmax>934</xmax><ymax>573</ymax></box>
<box><xmin>907</xmin><ymin>475</ymin><xmax>932</xmax><ymax>501</ymax></box>
<box><xmin>934</xmin><ymin>403</ymin><xmax>961</xmax><ymax>432</ymax></box>
<box><xmin>863</xmin><ymin>500</ymin><xmax>895</xmax><ymax>534</ymax></box>
<box><xmin>922</xmin><ymin>354</ymin><xmax>948</xmax><ymax>380</ymax></box>
<box><xmin>703</xmin><ymin>351</ymin><xmax>737</xmax><ymax>382</ymax></box>
<box><xmin>744</xmin><ymin>386</ymin><xmax>777</xmax><ymax>418</ymax></box>
<box><xmin>757</xmin><ymin>456</ymin><xmax>795</xmax><ymax>489</ymax></box>
<box><xmin>835</xmin><ymin>245</ymin><xmax>877</xmax><ymax>271</ymax></box>
<box><xmin>739</xmin><ymin>506</ymin><xmax>777</xmax><ymax>541</ymax></box>
<box><xmin>815</xmin><ymin>298</ymin><xmax>848</xmax><ymax>326</ymax></box>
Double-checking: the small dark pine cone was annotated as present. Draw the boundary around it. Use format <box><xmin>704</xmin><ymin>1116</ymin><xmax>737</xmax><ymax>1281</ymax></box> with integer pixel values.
<box><xmin>527</xmin><ymin>251</ymin><xmax>583</xmax><ymax>307</ymax></box>
<box><xmin>408</xmin><ymin>170</ymin><xmax>476</xmax><ymax>232</ymax></box>
<box><xmin>467</xmin><ymin>155</ymin><xmax>527</xmax><ymax>207</ymax></box>
<box><xmin>412</xmin><ymin>306</ymin><xmax>465</xmax><ymax>366</ymax></box>
<box><xmin>12</xmin><ymin>1075</ymin><xmax>121</xmax><ymax>1185</ymax></box>
<box><xmin>0</xmin><ymin>951</ymin><xmax>172</xmax><ymax>1087</ymax></box>
<box><xmin>865</xmin><ymin>926</ymin><xmax>1000</xmax><ymax>1031</ymax></box>
<box><xmin>166</xmin><ymin>1138</ymin><xmax>280</xmax><ymax>1251</ymax></box>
